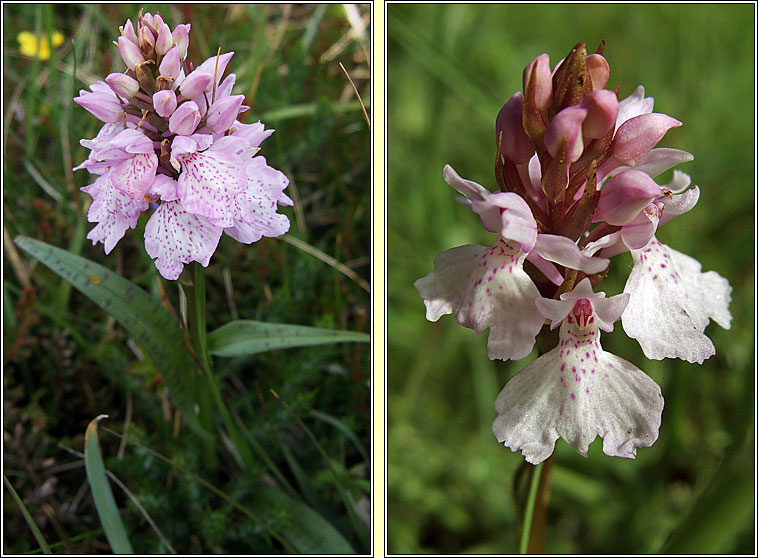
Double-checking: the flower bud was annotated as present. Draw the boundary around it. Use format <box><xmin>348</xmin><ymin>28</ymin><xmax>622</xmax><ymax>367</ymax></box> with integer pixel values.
<box><xmin>141</xmin><ymin>12</ymin><xmax>155</xmax><ymax>30</ymax></box>
<box><xmin>74</xmin><ymin>86</ymin><xmax>123</xmax><ymax>123</ymax></box>
<box><xmin>152</xmin><ymin>12</ymin><xmax>165</xmax><ymax>30</ymax></box>
<box><xmin>523</xmin><ymin>53</ymin><xmax>552</xmax><ymax>110</ymax></box>
<box><xmin>612</xmin><ymin>113</ymin><xmax>682</xmax><ymax>165</ymax></box>
<box><xmin>169</xmin><ymin>101</ymin><xmax>201</xmax><ymax>135</ymax></box>
<box><xmin>172</xmin><ymin>24</ymin><xmax>191</xmax><ymax>59</ymax></box>
<box><xmin>120</xmin><ymin>19</ymin><xmax>138</xmax><ymax>43</ymax></box>
<box><xmin>195</xmin><ymin>51</ymin><xmax>235</xmax><ymax>89</ymax></box>
<box><xmin>595</xmin><ymin>169</ymin><xmax>662</xmax><ymax>225</ymax></box>
<box><xmin>118</xmin><ymin>36</ymin><xmax>144</xmax><ymax>70</ymax></box>
<box><xmin>105</xmin><ymin>72</ymin><xmax>139</xmax><ymax>98</ymax></box>
<box><xmin>544</xmin><ymin>105</ymin><xmax>587</xmax><ymax>163</ymax></box>
<box><xmin>139</xmin><ymin>23</ymin><xmax>155</xmax><ymax>56</ymax></box>
<box><xmin>134</xmin><ymin>60</ymin><xmax>156</xmax><ymax>92</ymax></box>
<box><xmin>551</xmin><ymin>42</ymin><xmax>592</xmax><ymax>111</ymax></box>
<box><xmin>155</xmin><ymin>23</ymin><xmax>173</xmax><ymax>56</ymax></box>
<box><xmin>178</xmin><ymin>70</ymin><xmax>212</xmax><ymax>99</ymax></box>
<box><xmin>206</xmin><ymin>95</ymin><xmax>245</xmax><ymax>133</ymax></box>
<box><xmin>586</xmin><ymin>54</ymin><xmax>610</xmax><ymax>90</ymax></box>
<box><xmin>495</xmin><ymin>92</ymin><xmax>534</xmax><ymax>164</ymax></box>
<box><xmin>159</xmin><ymin>46</ymin><xmax>181</xmax><ymax>79</ymax></box>
<box><xmin>215</xmin><ymin>73</ymin><xmax>237</xmax><ymax>100</ymax></box>
<box><xmin>581</xmin><ymin>89</ymin><xmax>619</xmax><ymax>139</ymax></box>
<box><xmin>153</xmin><ymin>89</ymin><xmax>178</xmax><ymax>117</ymax></box>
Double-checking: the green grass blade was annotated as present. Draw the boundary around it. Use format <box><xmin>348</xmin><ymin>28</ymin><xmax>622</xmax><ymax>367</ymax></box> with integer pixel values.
<box><xmin>84</xmin><ymin>415</ymin><xmax>133</xmax><ymax>554</ymax></box>
<box><xmin>3</xmin><ymin>474</ymin><xmax>53</xmax><ymax>554</ymax></box>
<box><xmin>659</xmin><ymin>438</ymin><xmax>754</xmax><ymax>554</ymax></box>
<box><xmin>310</xmin><ymin>410</ymin><xmax>369</xmax><ymax>463</ymax></box>
<box><xmin>3</xmin><ymin>282</ymin><xmax>16</xmax><ymax>327</ymax></box>
<box><xmin>261</xmin><ymin>100</ymin><xmax>370</xmax><ymax>121</ymax></box>
<box><xmin>13</xmin><ymin>236</ymin><xmax>209</xmax><ymax>436</ymax></box>
<box><xmin>256</xmin><ymin>485</ymin><xmax>356</xmax><ymax>554</ymax></box>
<box><xmin>100</xmin><ymin>426</ymin><xmax>296</xmax><ymax>553</ymax></box>
<box><xmin>278</xmin><ymin>440</ymin><xmax>321</xmax><ymax>508</ymax></box>
<box><xmin>207</xmin><ymin>319</ymin><xmax>369</xmax><ymax>357</ymax></box>
<box><xmin>275</xmin><ymin>396</ymin><xmax>369</xmax><ymax>550</ymax></box>
<box><xmin>25</xmin><ymin>529</ymin><xmax>104</xmax><ymax>554</ymax></box>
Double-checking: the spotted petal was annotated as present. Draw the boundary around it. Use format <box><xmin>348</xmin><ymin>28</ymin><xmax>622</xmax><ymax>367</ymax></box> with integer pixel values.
<box><xmin>493</xmin><ymin>317</ymin><xmax>663</xmax><ymax>464</ymax></box>
<box><xmin>622</xmin><ymin>238</ymin><xmax>732</xmax><ymax>363</ymax></box>
<box><xmin>176</xmin><ymin>148</ymin><xmax>245</xmax><ymax>226</ymax></box>
<box><xmin>414</xmin><ymin>239</ymin><xmax>544</xmax><ymax>361</ymax></box>
<box><xmin>82</xmin><ymin>173</ymin><xmax>148</xmax><ymax>254</ymax></box>
<box><xmin>144</xmin><ymin>200</ymin><xmax>223</xmax><ymax>280</ymax></box>
<box><xmin>223</xmin><ymin>157</ymin><xmax>291</xmax><ymax>243</ymax></box>
<box><xmin>110</xmin><ymin>153</ymin><xmax>159</xmax><ymax>200</ymax></box>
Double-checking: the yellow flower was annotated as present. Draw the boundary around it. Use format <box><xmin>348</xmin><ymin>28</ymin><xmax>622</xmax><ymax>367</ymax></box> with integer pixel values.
<box><xmin>17</xmin><ymin>31</ymin><xmax>64</xmax><ymax>60</ymax></box>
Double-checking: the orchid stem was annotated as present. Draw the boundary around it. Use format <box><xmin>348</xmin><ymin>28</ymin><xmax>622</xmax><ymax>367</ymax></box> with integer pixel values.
<box><xmin>519</xmin><ymin>461</ymin><xmax>542</xmax><ymax>554</ymax></box>
<box><xmin>184</xmin><ymin>263</ymin><xmax>254</xmax><ymax>470</ymax></box>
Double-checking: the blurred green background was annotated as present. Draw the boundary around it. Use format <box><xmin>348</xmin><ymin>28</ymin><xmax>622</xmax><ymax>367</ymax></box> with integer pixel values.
<box><xmin>4</xmin><ymin>3</ymin><xmax>369</xmax><ymax>554</ymax></box>
<box><xmin>388</xmin><ymin>3</ymin><xmax>754</xmax><ymax>554</ymax></box>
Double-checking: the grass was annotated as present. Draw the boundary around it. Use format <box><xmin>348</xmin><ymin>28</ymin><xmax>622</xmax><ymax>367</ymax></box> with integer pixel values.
<box><xmin>387</xmin><ymin>3</ymin><xmax>754</xmax><ymax>554</ymax></box>
<box><xmin>3</xmin><ymin>4</ymin><xmax>370</xmax><ymax>554</ymax></box>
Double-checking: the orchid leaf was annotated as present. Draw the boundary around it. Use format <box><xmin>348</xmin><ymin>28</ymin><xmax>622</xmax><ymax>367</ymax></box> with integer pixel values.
<box><xmin>207</xmin><ymin>320</ymin><xmax>369</xmax><ymax>357</ymax></box>
<box><xmin>255</xmin><ymin>485</ymin><xmax>355</xmax><ymax>554</ymax></box>
<box><xmin>13</xmin><ymin>236</ymin><xmax>209</xmax><ymax>436</ymax></box>
<box><xmin>84</xmin><ymin>415</ymin><xmax>133</xmax><ymax>554</ymax></box>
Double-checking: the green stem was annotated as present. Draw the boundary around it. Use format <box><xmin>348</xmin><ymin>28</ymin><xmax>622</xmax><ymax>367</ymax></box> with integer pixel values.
<box><xmin>184</xmin><ymin>263</ymin><xmax>255</xmax><ymax>470</ymax></box>
<box><xmin>4</xmin><ymin>474</ymin><xmax>52</xmax><ymax>554</ymax></box>
<box><xmin>519</xmin><ymin>462</ymin><xmax>543</xmax><ymax>554</ymax></box>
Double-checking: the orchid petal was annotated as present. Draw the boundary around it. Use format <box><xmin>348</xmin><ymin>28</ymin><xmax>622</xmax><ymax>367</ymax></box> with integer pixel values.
<box><xmin>615</xmin><ymin>85</ymin><xmax>654</xmax><ymax>130</ymax></box>
<box><xmin>442</xmin><ymin>164</ymin><xmax>488</xmax><ymax>202</ymax></box>
<box><xmin>595</xmin><ymin>169</ymin><xmax>662</xmax><ymax>225</ymax></box>
<box><xmin>443</xmin><ymin>164</ymin><xmax>538</xmax><ymax>251</ymax></box>
<box><xmin>660</xmin><ymin>185</ymin><xmax>700</xmax><ymax>227</ymax></box>
<box><xmin>144</xmin><ymin>200</ymin><xmax>223</xmax><ymax>280</ymax></box>
<box><xmin>612</xmin><ymin>113</ymin><xmax>682</xmax><ymax>166</ymax></box>
<box><xmin>230</xmin><ymin>120</ymin><xmax>275</xmax><ymax>148</ymax></box>
<box><xmin>493</xmin><ymin>317</ymin><xmax>663</xmax><ymax>464</ymax></box>
<box><xmin>525</xmin><ymin>250</ymin><xmax>564</xmax><ymax>286</ymax></box>
<box><xmin>622</xmin><ymin>238</ymin><xmax>732</xmax><ymax>363</ymax></box>
<box><xmin>620</xmin><ymin>208</ymin><xmax>659</xmax><ymax>250</ymax></box>
<box><xmin>533</xmin><ymin>234</ymin><xmax>609</xmax><ymax>274</ymax></box>
<box><xmin>81</xmin><ymin>173</ymin><xmax>148</xmax><ymax>254</ymax></box>
<box><xmin>414</xmin><ymin>239</ymin><xmax>544</xmax><ymax>361</ymax></box>
<box><xmin>109</xmin><ymin>153</ymin><xmax>158</xmax><ymax>199</ymax></box>
<box><xmin>148</xmin><ymin>173</ymin><xmax>179</xmax><ymax>201</ymax></box>
<box><xmin>176</xmin><ymin>148</ymin><xmax>245</xmax><ymax>226</ymax></box>
<box><xmin>223</xmin><ymin>156</ymin><xmax>291</xmax><ymax>243</ymax></box>
<box><xmin>471</xmin><ymin>192</ymin><xmax>537</xmax><ymax>252</ymax></box>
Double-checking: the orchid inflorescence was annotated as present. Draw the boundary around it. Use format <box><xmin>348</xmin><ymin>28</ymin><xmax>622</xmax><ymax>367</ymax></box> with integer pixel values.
<box><xmin>74</xmin><ymin>10</ymin><xmax>292</xmax><ymax>280</ymax></box>
<box><xmin>415</xmin><ymin>42</ymin><xmax>732</xmax><ymax>465</ymax></box>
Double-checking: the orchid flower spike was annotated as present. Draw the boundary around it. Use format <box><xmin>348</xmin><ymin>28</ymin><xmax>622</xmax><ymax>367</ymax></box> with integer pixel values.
<box><xmin>416</xmin><ymin>40</ymin><xmax>732</xmax><ymax>464</ymax></box>
<box><xmin>73</xmin><ymin>11</ymin><xmax>292</xmax><ymax>280</ymax></box>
